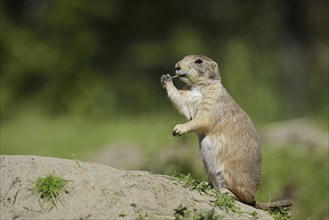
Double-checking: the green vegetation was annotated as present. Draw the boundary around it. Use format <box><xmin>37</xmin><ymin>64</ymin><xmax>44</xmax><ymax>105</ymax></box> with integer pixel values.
<box><xmin>1</xmin><ymin>1</ymin><xmax>328</xmax><ymax>124</ymax></box>
<box><xmin>0</xmin><ymin>108</ymin><xmax>183</xmax><ymax>158</ymax></box>
<box><xmin>259</xmin><ymin>146</ymin><xmax>328</xmax><ymax>219</ymax></box>
<box><xmin>173</xmin><ymin>172</ymin><xmax>211</xmax><ymax>193</ymax></box>
<box><xmin>268</xmin><ymin>208</ymin><xmax>291</xmax><ymax>220</ymax></box>
<box><xmin>212</xmin><ymin>192</ymin><xmax>240</xmax><ymax>214</ymax></box>
<box><xmin>34</xmin><ymin>174</ymin><xmax>68</xmax><ymax>207</ymax></box>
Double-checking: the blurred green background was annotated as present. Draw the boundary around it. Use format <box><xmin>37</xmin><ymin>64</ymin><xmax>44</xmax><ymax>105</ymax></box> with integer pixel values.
<box><xmin>0</xmin><ymin>0</ymin><xmax>328</xmax><ymax>219</ymax></box>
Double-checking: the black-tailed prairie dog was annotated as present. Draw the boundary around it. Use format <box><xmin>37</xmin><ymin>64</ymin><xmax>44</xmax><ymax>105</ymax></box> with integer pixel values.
<box><xmin>161</xmin><ymin>55</ymin><xmax>292</xmax><ymax>210</ymax></box>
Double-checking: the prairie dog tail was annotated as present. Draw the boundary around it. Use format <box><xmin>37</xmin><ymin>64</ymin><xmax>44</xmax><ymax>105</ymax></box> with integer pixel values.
<box><xmin>255</xmin><ymin>199</ymin><xmax>293</xmax><ymax>210</ymax></box>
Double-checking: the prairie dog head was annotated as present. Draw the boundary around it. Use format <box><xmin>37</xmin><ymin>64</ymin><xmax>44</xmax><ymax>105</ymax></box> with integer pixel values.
<box><xmin>175</xmin><ymin>55</ymin><xmax>220</xmax><ymax>85</ymax></box>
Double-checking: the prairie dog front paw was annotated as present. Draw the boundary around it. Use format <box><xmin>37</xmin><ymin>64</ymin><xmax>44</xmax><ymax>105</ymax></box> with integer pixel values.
<box><xmin>160</xmin><ymin>74</ymin><xmax>173</xmax><ymax>88</ymax></box>
<box><xmin>173</xmin><ymin>124</ymin><xmax>188</xmax><ymax>137</ymax></box>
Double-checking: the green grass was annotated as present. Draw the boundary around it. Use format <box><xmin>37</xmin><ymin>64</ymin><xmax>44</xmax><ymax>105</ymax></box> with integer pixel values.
<box><xmin>268</xmin><ymin>207</ymin><xmax>291</xmax><ymax>220</ymax></box>
<box><xmin>34</xmin><ymin>174</ymin><xmax>68</xmax><ymax>207</ymax></box>
<box><xmin>0</xmin><ymin>109</ymin><xmax>188</xmax><ymax>158</ymax></box>
<box><xmin>212</xmin><ymin>192</ymin><xmax>239</xmax><ymax>214</ymax></box>
<box><xmin>258</xmin><ymin>146</ymin><xmax>328</xmax><ymax>219</ymax></box>
<box><xmin>173</xmin><ymin>172</ymin><xmax>211</xmax><ymax>193</ymax></box>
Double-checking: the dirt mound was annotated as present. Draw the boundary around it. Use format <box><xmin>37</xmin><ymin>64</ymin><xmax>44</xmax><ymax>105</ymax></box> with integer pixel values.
<box><xmin>0</xmin><ymin>155</ymin><xmax>273</xmax><ymax>219</ymax></box>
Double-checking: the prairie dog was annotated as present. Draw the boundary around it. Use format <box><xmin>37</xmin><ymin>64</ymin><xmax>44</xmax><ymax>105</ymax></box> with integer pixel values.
<box><xmin>161</xmin><ymin>55</ymin><xmax>292</xmax><ymax>210</ymax></box>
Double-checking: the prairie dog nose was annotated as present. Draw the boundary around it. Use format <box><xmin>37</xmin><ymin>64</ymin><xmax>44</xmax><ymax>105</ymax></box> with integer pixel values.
<box><xmin>175</xmin><ymin>62</ymin><xmax>181</xmax><ymax>71</ymax></box>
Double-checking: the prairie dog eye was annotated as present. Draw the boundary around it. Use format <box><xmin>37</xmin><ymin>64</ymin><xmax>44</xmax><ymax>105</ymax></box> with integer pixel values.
<box><xmin>194</xmin><ymin>59</ymin><xmax>203</xmax><ymax>64</ymax></box>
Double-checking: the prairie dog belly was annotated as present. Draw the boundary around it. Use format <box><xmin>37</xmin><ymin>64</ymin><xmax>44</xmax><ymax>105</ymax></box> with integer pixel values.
<box><xmin>199</xmin><ymin>134</ymin><xmax>226</xmax><ymax>188</ymax></box>
<box><xmin>186</xmin><ymin>88</ymin><xmax>203</xmax><ymax>119</ymax></box>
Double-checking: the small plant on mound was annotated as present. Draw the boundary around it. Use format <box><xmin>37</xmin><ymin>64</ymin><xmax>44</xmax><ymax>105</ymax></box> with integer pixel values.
<box><xmin>213</xmin><ymin>191</ymin><xmax>255</xmax><ymax>217</ymax></box>
<box><xmin>268</xmin><ymin>207</ymin><xmax>291</xmax><ymax>220</ymax></box>
<box><xmin>172</xmin><ymin>172</ymin><xmax>211</xmax><ymax>193</ymax></box>
<box><xmin>213</xmin><ymin>192</ymin><xmax>238</xmax><ymax>213</ymax></box>
<box><xmin>34</xmin><ymin>174</ymin><xmax>68</xmax><ymax>207</ymax></box>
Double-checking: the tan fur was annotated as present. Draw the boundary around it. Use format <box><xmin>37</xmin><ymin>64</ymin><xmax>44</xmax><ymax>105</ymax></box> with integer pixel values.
<box><xmin>161</xmin><ymin>55</ymin><xmax>292</xmax><ymax>210</ymax></box>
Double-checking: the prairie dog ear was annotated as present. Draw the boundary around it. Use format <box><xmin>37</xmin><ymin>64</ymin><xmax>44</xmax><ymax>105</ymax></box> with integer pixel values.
<box><xmin>212</xmin><ymin>62</ymin><xmax>219</xmax><ymax>73</ymax></box>
<box><xmin>212</xmin><ymin>62</ymin><xmax>220</xmax><ymax>77</ymax></box>
<box><xmin>207</xmin><ymin>62</ymin><xmax>220</xmax><ymax>80</ymax></box>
